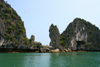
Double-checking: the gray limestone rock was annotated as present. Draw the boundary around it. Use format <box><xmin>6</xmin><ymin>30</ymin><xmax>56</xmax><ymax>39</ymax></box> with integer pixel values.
<box><xmin>30</xmin><ymin>35</ymin><xmax>35</xmax><ymax>45</ymax></box>
<box><xmin>0</xmin><ymin>0</ymin><xmax>26</xmax><ymax>48</ymax></box>
<box><xmin>49</xmin><ymin>24</ymin><xmax>63</xmax><ymax>50</ymax></box>
<box><xmin>61</xmin><ymin>18</ymin><xmax>100</xmax><ymax>50</ymax></box>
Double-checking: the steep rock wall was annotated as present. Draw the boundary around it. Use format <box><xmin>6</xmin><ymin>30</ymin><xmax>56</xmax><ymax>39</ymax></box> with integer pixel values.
<box><xmin>0</xmin><ymin>0</ymin><xmax>29</xmax><ymax>48</ymax></box>
<box><xmin>49</xmin><ymin>24</ymin><xmax>62</xmax><ymax>50</ymax></box>
<box><xmin>61</xmin><ymin>18</ymin><xmax>100</xmax><ymax>50</ymax></box>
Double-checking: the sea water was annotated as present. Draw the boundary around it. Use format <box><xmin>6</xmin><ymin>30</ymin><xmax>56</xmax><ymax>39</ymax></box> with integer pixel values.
<box><xmin>0</xmin><ymin>52</ymin><xmax>100</xmax><ymax>67</ymax></box>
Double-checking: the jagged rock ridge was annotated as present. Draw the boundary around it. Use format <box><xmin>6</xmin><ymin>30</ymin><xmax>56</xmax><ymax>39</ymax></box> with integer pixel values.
<box><xmin>61</xmin><ymin>18</ymin><xmax>100</xmax><ymax>50</ymax></box>
<box><xmin>0</xmin><ymin>0</ymin><xmax>41</xmax><ymax>50</ymax></box>
<box><xmin>49</xmin><ymin>24</ymin><xmax>63</xmax><ymax>50</ymax></box>
<box><xmin>0</xmin><ymin>0</ymin><xmax>26</xmax><ymax>48</ymax></box>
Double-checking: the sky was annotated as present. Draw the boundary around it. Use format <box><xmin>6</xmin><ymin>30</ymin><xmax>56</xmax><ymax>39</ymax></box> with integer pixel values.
<box><xmin>5</xmin><ymin>0</ymin><xmax>100</xmax><ymax>45</ymax></box>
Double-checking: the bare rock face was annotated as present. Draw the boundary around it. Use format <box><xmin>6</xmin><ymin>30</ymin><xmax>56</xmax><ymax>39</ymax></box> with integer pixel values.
<box><xmin>61</xmin><ymin>18</ymin><xmax>100</xmax><ymax>50</ymax></box>
<box><xmin>33</xmin><ymin>41</ymin><xmax>42</xmax><ymax>52</ymax></box>
<box><xmin>35</xmin><ymin>42</ymin><xmax>42</xmax><ymax>48</ymax></box>
<box><xmin>28</xmin><ymin>35</ymin><xmax>35</xmax><ymax>48</ymax></box>
<box><xmin>49</xmin><ymin>24</ymin><xmax>62</xmax><ymax>50</ymax></box>
<box><xmin>0</xmin><ymin>34</ymin><xmax>4</xmax><ymax>46</ymax></box>
<box><xmin>0</xmin><ymin>0</ymin><xmax>4</xmax><ymax>3</ymax></box>
<box><xmin>0</xmin><ymin>0</ymin><xmax>29</xmax><ymax>48</ymax></box>
<box><xmin>30</xmin><ymin>35</ymin><xmax>35</xmax><ymax>45</ymax></box>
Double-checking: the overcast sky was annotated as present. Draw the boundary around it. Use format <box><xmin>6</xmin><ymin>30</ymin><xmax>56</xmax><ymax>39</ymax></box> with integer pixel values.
<box><xmin>5</xmin><ymin>0</ymin><xmax>100</xmax><ymax>45</ymax></box>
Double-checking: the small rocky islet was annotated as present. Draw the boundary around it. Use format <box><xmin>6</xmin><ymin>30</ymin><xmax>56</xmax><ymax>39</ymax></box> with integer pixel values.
<box><xmin>0</xmin><ymin>0</ymin><xmax>100</xmax><ymax>53</ymax></box>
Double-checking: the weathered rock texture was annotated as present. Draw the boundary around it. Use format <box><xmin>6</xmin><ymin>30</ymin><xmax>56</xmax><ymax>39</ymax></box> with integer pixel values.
<box><xmin>30</xmin><ymin>35</ymin><xmax>35</xmax><ymax>45</ymax></box>
<box><xmin>0</xmin><ymin>0</ymin><xmax>27</xmax><ymax>48</ymax></box>
<box><xmin>49</xmin><ymin>24</ymin><xmax>62</xmax><ymax>50</ymax></box>
<box><xmin>0</xmin><ymin>34</ymin><xmax>4</xmax><ymax>46</ymax></box>
<box><xmin>0</xmin><ymin>0</ymin><xmax>42</xmax><ymax>50</ymax></box>
<box><xmin>33</xmin><ymin>42</ymin><xmax>42</xmax><ymax>48</ymax></box>
<box><xmin>29</xmin><ymin>35</ymin><xmax>35</xmax><ymax>48</ymax></box>
<box><xmin>61</xmin><ymin>18</ymin><xmax>100</xmax><ymax>50</ymax></box>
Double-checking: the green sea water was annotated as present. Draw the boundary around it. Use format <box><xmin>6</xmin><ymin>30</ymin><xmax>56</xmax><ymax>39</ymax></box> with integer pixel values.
<box><xmin>0</xmin><ymin>52</ymin><xmax>100</xmax><ymax>67</ymax></box>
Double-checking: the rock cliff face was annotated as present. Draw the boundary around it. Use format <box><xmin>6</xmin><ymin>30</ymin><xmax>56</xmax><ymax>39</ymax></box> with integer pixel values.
<box><xmin>0</xmin><ymin>34</ymin><xmax>4</xmax><ymax>46</ymax></box>
<box><xmin>29</xmin><ymin>35</ymin><xmax>35</xmax><ymax>48</ymax></box>
<box><xmin>0</xmin><ymin>0</ymin><xmax>27</xmax><ymax>48</ymax></box>
<box><xmin>49</xmin><ymin>24</ymin><xmax>62</xmax><ymax>50</ymax></box>
<box><xmin>61</xmin><ymin>18</ymin><xmax>100</xmax><ymax>50</ymax></box>
<box><xmin>0</xmin><ymin>0</ymin><xmax>42</xmax><ymax>49</ymax></box>
<box><xmin>30</xmin><ymin>35</ymin><xmax>35</xmax><ymax>45</ymax></box>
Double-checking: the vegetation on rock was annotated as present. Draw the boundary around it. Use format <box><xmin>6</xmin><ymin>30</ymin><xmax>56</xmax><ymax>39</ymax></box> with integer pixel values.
<box><xmin>0</xmin><ymin>0</ymin><xmax>34</xmax><ymax>49</ymax></box>
<box><xmin>61</xmin><ymin>18</ymin><xmax>100</xmax><ymax>50</ymax></box>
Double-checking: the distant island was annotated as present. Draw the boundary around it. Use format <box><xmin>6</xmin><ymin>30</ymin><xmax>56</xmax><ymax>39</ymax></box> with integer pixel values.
<box><xmin>0</xmin><ymin>0</ymin><xmax>100</xmax><ymax>53</ymax></box>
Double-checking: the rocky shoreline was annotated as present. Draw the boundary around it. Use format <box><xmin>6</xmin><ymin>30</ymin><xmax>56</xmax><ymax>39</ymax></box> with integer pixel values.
<box><xmin>0</xmin><ymin>48</ymin><xmax>100</xmax><ymax>53</ymax></box>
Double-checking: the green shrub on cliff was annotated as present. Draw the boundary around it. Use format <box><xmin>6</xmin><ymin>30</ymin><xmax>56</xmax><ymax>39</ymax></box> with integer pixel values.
<box><xmin>89</xmin><ymin>46</ymin><xmax>95</xmax><ymax>50</ymax></box>
<box><xmin>33</xmin><ymin>42</ymin><xmax>37</xmax><ymax>48</ymax></box>
<box><xmin>54</xmin><ymin>39</ymin><xmax>56</xmax><ymax>42</ymax></box>
<box><xmin>50</xmin><ymin>25</ymin><xmax>58</xmax><ymax>32</ymax></box>
<box><xmin>8</xmin><ymin>25</ymin><xmax>15</xmax><ymax>30</ymax></box>
<box><xmin>4</xmin><ymin>14</ymin><xmax>10</xmax><ymax>19</ymax></box>
<box><xmin>87</xmin><ymin>21</ymin><xmax>92</xmax><ymax>25</ymax></box>
<box><xmin>5</xmin><ymin>35</ymin><xmax>14</xmax><ymax>41</ymax></box>
<box><xmin>88</xmin><ymin>36</ymin><xmax>93</xmax><ymax>40</ymax></box>
<box><xmin>8</xmin><ymin>26</ymin><xmax>13</xmax><ymax>30</ymax></box>
<box><xmin>22</xmin><ymin>37</ymin><xmax>30</xmax><ymax>45</ymax></box>
<box><xmin>18</xmin><ymin>24</ymin><xmax>22</xmax><ymax>28</ymax></box>
<box><xmin>6</xmin><ymin>30</ymin><xmax>11</xmax><ymax>33</ymax></box>
<box><xmin>91</xmin><ymin>25</ymin><xmax>95</xmax><ymax>29</ymax></box>
<box><xmin>6</xmin><ymin>25</ymin><xmax>16</xmax><ymax>34</ymax></box>
<box><xmin>1</xmin><ymin>16</ymin><xmax>4</xmax><ymax>19</ymax></box>
<box><xmin>81</xmin><ymin>19</ymin><xmax>86</xmax><ymax>23</ymax></box>
<box><xmin>11</xmin><ymin>14</ymin><xmax>16</xmax><ymax>19</ymax></box>
<box><xmin>3</xmin><ymin>7</ymin><xmax>11</xmax><ymax>13</ymax></box>
<box><xmin>25</xmin><ymin>37</ymin><xmax>30</xmax><ymax>45</ymax></box>
<box><xmin>6</xmin><ymin>20</ymin><xmax>10</xmax><ymax>23</ymax></box>
<box><xmin>72</xmin><ymin>31</ymin><xmax>75</xmax><ymax>34</ymax></box>
<box><xmin>0</xmin><ymin>12</ymin><xmax>2</xmax><ymax>17</ymax></box>
<box><xmin>13</xmin><ymin>11</ymin><xmax>17</xmax><ymax>15</ymax></box>
<box><xmin>60</xmin><ymin>35</ymin><xmax>66</xmax><ymax>47</ymax></box>
<box><xmin>60</xmin><ymin>41</ymin><xmax>66</xmax><ymax>46</ymax></box>
<box><xmin>67</xmin><ymin>33</ymin><xmax>70</xmax><ymax>37</ymax></box>
<box><xmin>19</xmin><ymin>17</ymin><xmax>21</xmax><ymax>21</ymax></box>
<box><xmin>84</xmin><ymin>43</ymin><xmax>89</xmax><ymax>47</ymax></box>
<box><xmin>17</xmin><ymin>29</ymin><xmax>25</xmax><ymax>35</ymax></box>
<box><xmin>6</xmin><ymin>26</ymin><xmax>13</xmax><ymax>33</ymax></box>
<box><xmin>63</xmin><ymin>46</ymin><xmax>66</xmax><ymax>49</ymax></box>
<box><xmin>40</xmin><ymin>45</ymin><xmax>43</xmax><ymax>48</ymax></box>
<box><xmin>12</xmin><ymin>25</ymin><xmax>16</xmax><ymax>29</ymax></box>
<box><xmin>0</xmin><ymin>3</ymin><xmax>3</xmax><ymax>8</ymax></box>
<box><xmin>18</xmin><ymin>29</ymin><xmax>25</xmax><ymax>33</ymax></box>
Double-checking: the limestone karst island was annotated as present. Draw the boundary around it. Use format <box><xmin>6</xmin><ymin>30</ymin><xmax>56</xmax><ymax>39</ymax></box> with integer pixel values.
<box><xmin>0</xmin><ymin>0</ymin><xmax>100</xmax><ymax>53</ymax></box>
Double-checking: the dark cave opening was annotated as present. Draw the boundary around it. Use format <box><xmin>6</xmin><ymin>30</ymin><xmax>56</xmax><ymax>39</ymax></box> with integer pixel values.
<box><xmin>76</xmin><ymin>41</ymin><xmax>85</xmax><ymax>50</ymax></box>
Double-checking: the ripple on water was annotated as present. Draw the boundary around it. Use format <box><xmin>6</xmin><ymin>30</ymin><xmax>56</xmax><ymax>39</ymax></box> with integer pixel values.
<box><xmin>0</xmin><ymin>52</ymin><xmax>100</xmax><ymax>67</ymax></box>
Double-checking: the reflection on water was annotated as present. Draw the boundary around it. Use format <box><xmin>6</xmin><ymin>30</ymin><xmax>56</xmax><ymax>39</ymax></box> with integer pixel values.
<box><xmin>23</xmin><ymin>53</ymin><xmax>51</xmax><ymax>67</ymax></box>
<box><xmin>49</xmin><ymin>53</ymin><xmax>69</xmax><ymax>67</ymax></box>
<box><xmin>49</xmin><ymin>52</ymin><xmax>100</xmax><ymax>67</ymax></box>
<box><xmin>0</xmin><ymin>52</ymin><xmax>100</xmax><ymax>67</ymax></box>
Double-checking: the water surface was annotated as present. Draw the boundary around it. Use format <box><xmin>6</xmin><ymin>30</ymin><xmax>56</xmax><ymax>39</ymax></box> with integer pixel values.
<box><xmin>0</xmin><ymin>52</ymin><xmax>100</xmax><ymax>67</ymax></box>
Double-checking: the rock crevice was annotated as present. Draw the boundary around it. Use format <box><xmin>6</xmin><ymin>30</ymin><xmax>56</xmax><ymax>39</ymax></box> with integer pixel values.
<box><xmin>61</xmin><ymin>18</ymin><xmax>100</xmax><ymax>50</ymax></box>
